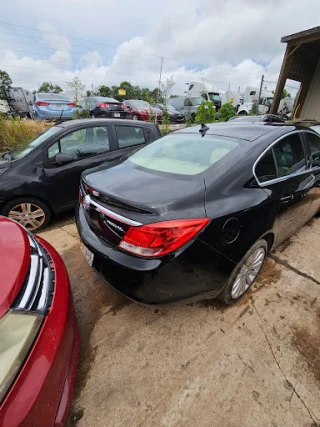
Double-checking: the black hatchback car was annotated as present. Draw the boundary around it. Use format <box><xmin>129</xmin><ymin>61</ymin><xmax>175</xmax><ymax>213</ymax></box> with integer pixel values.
<box><xmin>77</xmin><ymin>123</ymin><xmax>320</xmax><ymax>306</ymax></box>
<box><xmin>0</xmin><ymin>119</ymin><xmax>160</xmax><ymax>231</ymax></box>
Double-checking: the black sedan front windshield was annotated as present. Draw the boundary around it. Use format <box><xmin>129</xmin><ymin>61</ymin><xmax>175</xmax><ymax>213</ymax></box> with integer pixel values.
<box><xmin>11</xmin><ymin>126</ymin><xmax>61</xmax><ymax>160</ymax></box>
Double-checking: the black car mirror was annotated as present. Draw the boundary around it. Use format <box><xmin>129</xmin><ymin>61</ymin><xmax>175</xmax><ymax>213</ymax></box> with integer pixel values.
<box><xmin>55</xmin><ymin>152</ymin><xmax>74</xmax><ymax>165</ymax></box>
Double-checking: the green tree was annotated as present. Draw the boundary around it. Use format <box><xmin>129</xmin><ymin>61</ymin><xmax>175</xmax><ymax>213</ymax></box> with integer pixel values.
<box><xmin>0</xmin><ymin>70</ymin><xmax>12</xmax><ymax>98</ymax></box>
<box><xmin>65</xmin><ymin>77</ymin><xmax>86</xmax><ymax>104</ymax></box>
<box><xmin>219</xmin><ymin>103</ymin><xmax>236</xmax><ymax>122</ymax></box>
<box><xmin>272</xmin><ymin>89</ymin><xmax>291</xmax><ymax>99</ymax></box>
<box><xmin>98</xmin><ymin>85</ymin><xmax>112</xmax><ymax>97</ymax></box>
<box><xmin>37</xmin><ymin>81</ymin><xmax>63</xmax><ymax>94</ymax></box>
<box><xmin>194</xmin><ymin>101</ymin><xmax>216</xmax><ymax>124</ymax></box>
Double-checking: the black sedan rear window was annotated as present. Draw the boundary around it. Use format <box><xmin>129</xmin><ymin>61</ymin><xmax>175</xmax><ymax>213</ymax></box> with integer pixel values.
<box><xmin>129</xmin><ymin>133</ymin><xmax>239</xmax><ymax>175</ymax></box>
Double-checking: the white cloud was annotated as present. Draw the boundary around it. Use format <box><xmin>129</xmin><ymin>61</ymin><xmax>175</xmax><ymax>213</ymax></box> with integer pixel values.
<box><xmin>0</xmin><ymin>0</ymin><xmax>317</xmax><ymax>98</ymax></box>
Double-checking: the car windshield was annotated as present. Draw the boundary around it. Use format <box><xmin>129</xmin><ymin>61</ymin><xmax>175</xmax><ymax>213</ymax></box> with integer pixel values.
<box><xmin>191</xmin><ymin>97</ymin><xmax>203</xmax><ymax>106</ymax></box>
<box><xmin>11</xmin><ymin>126</ymin><xmax>61</xmax><ymax>160</ymax></box>
<box><xmin>129</xmin><ymin>133</ymin><xmax>239</xmax><ymax>176</ymax></box>
<box><xmin>37</xmin><ymin>94</ymin><xmax>69</xmax><ymax>101</ymax></box>
<box><xmin>209</xmin><ymin>93</ymin><xmax>221</xmax><ymax>102</ymax></box>
<box><xmin>132</xmin><ymin>101</ymin><xmax>151</xmax><ymax>108</ymax></box>
<box><xmin>94</xmin><ymin>97</ymin><xmax>118</xmax><ymax>103</ymax></box>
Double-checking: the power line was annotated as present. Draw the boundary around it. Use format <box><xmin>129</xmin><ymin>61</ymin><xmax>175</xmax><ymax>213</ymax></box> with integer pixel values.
<box><xmin>0</xmin><ymin>66</ymin><xmax>160</xmax><ymax>87</ymax></box>
<box><xmin>0</xmin><ymin>20</ymin><xmax>167</xmax><ymax>61</ymax></box>
<box><xmin>0</xmin><ymin>45</ymin><xmax>164</xmax><ymax>72</ymax></box>
<box><xmin>0</xmin><ymin>29</ymin><xmax>164</xmax><ymax>66</ymax></box>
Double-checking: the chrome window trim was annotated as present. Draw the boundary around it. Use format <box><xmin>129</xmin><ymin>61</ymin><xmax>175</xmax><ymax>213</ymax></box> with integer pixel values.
<box><xmin>253</xmin><ymin>130</ymin><xmax>310</xmax><ymax>187</ymax></box>
<box><xmin>300</xmin><ymin>129</ymin><xmax>320</xmax><ymax>169</ymax></box>
<box><xmin>87</xmin><ymin>196</ymin><xmax>142</xmax><ymax>226</ymax></box>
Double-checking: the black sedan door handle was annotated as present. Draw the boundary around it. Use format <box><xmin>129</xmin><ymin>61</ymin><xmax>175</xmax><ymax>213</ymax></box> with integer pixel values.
<box><xmin>280</xmin><ymin>194</ymin><xmax>294</xmax><ymax>203</ymax></box>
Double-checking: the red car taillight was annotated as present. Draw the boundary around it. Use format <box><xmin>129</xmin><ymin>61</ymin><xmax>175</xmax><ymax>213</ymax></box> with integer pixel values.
<box><xmin>36</xmin><ymin>101</ymin><xmax>50</xmax><ymax>106</ymax></box>
<box><xmin>67</xmin><ymin>102</ymin><xmax>76</xmax><ymax>106</ymax></box>
<box><xmin>98</xmin><ymin>103</ymin><xmax>110</xmax><ymax>108</ymax></box>
<box><xmin>121</xmin><ymin>104</ymin><xmax>126</xmax><ymax>109</ymax></box>
<box><xmin>118</xmin><ymin>218</ymin><xmax>210</xmax><ymax>257</ymax></box>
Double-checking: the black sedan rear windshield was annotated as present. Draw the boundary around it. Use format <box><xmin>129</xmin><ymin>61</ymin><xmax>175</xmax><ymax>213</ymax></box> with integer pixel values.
<box><xmin>129</xmin><ymin>133</ymin><xmax>239</xmax><ymax>175</ymax></box>
<box><xmin>94</xmin><ymin>97</ymin><xmax>119</xmax><ymax>103</ymax></box>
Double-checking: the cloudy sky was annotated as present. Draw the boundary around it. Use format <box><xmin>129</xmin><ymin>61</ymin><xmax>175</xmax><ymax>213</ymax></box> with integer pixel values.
<box><xmin>0</xmin><ymin>0</ymin><xmax>319</xmax><ymax>98</ymax></box>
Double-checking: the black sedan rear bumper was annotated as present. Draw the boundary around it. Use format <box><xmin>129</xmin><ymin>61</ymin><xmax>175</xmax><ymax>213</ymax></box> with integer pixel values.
<box><xmin>76</xmin><ymin>205</ymin><xmax>235</xmax><ymax>305</ymax></box>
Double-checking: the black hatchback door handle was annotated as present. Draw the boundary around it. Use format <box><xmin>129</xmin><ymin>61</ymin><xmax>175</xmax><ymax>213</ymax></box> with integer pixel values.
<box><xmin>280</xmin><ymin>194</ymin><xmax>294</xmax><ymax>203</ymax></box>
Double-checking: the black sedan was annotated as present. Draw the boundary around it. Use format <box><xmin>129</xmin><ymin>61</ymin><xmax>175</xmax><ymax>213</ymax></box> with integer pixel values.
<box><xmin>154</xmin><ymin>104</ymin><xmax>185</xmax><ymax>123</ymax></box>
<box><xmin>0</xmin><ymin>119</ymin><xmax>160</xmax><ymax>231</ymax></box>
<box><xmin>81</xmin><ymin>97</ymin><xmax>129</xmax><ymax>119</ymax></box>
<box><xmin>76</xmin><ymin>123</ymin><xmax>320</xmax><ymax>305</ymax></box>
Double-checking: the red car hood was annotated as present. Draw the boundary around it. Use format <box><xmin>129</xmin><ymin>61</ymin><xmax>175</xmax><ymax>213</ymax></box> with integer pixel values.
<box><xmin>0</xmin><ymin>217</ymin><xmax>30</xmax><ymax>318</ymax></box>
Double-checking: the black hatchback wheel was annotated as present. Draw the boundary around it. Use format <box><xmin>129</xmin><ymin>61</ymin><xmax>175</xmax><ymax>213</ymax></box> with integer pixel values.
<box><xmin>218</xmin><ymin>239</ymin><xmax>268</xmax><ymax>305</ymax></box>
<box><xmin>2</xmin><ymin>197</ymin><xmax>51</xmax><ymax>232</ymax></box>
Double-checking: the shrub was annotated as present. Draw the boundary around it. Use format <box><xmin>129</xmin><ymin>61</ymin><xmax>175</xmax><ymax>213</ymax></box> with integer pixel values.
<box><xmin>0</xmin><ymin>117</ymin><xmax>51</xmax><ymax>151</ymax></box>
<box><xmin>251</xmin><ymin>102</ymin><xmax>259</xmax><ymax>115</ymax></box>
<box><xmin>161</xmin><ymin>107</ymin><xmax>171</xmax><ymax>135</ymax></box>
<box><xmin>219</xmin><ymin>103</ymin><xmax>236</xmax><ymax>122</ymax></box>
<box><xmin>194</xmin><ymin>101</ymin><xmax>216</xmax><ymax>124</ymax></box>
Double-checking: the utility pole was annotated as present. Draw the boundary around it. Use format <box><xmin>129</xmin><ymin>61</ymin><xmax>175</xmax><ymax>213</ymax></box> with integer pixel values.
<box><xmin>155</xmin><ymin>56</ymin><xmax>163</xmax><ymax>123</ymax></box>
<box><xmin>258</xmin><ymin>75</ymin><xmax>264</xmax><ymax>108</ymax></box>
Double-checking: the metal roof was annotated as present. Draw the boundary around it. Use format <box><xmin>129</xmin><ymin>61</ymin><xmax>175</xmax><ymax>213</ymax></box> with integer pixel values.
<box><xmin>281</xmin><ymin>26</ymin><xmax>320</xmax><ymax>43</ymax></box>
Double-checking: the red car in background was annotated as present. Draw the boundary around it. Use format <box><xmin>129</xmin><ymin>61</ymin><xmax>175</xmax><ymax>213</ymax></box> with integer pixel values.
<box><xmin>0</xmin><ymin>216</ymin><xmax>79</xmax><ymax>427</ymax></box>
<box><xmin>123</xmin><ymin>99</ymin><xmax>163</xmax><ymax>122</ymax></box>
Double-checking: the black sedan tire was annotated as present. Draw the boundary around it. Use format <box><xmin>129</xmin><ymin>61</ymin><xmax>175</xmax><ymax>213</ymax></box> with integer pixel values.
<box><xmin>218</xmin><ymin>239</ymin><xmax>268</xmax><ymax>305</ymax></box>
<box><xmin>2</xmin><ymin>197</ymin><xmax>51</xmax><ymax>232</ymax></box>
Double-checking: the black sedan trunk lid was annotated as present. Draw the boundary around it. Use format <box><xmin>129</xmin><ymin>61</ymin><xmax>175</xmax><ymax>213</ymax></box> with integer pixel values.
<box><xmin>81</xmin><ymin>160</ymin><xmax>206</xmax><ymax>243</ymax></box>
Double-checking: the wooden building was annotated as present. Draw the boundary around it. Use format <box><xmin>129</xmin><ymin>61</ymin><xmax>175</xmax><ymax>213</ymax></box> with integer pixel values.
<box><xmin>270</xmin><ymin>27</ymin><xmax>320</xmax><ymax>120</ymax></box>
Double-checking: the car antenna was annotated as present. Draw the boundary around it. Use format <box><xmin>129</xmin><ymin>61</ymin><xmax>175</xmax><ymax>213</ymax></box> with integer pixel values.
<box><xmin>59</xmin><ymin>109</ymin><xmax>64</xmax><ymax>121</ymax></box>
<box><xmin>199</xmin><ymin>123</ymin><xmax>209</xmax><ymax>137</ymax></box>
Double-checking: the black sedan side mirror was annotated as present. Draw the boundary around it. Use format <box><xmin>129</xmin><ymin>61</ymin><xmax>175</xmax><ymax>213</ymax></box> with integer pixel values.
<box><xmin>55</xmin><ymin>152</ymin><xmax>74</xmax><ymax>165</ymax></box>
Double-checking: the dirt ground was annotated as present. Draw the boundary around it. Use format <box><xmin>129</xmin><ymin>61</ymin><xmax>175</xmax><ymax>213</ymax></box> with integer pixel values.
<box><xmin>40</xmin><ymin>217</ymin><xmax>320</xmax><ymax>427</ymax></box>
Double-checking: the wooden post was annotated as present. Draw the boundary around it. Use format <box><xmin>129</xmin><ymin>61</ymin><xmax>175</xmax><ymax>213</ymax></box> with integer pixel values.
<box><xmin>270</xmin><ymin>46</ymin><xmax>290</xmax><ymax>114</ymax></box>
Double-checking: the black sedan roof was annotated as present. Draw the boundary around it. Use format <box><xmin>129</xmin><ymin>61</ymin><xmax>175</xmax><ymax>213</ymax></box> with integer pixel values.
<box><xmin>175</xmin><ymin>122</ymin><xmax>297</xmax><ymax>142</ymax></box>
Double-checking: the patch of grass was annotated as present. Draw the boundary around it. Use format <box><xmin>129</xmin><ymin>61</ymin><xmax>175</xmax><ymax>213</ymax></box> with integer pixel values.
<box><xmin>0</xmin><ymin>117</ymin><xmax>52</xmax><ymax>152</ymax></box>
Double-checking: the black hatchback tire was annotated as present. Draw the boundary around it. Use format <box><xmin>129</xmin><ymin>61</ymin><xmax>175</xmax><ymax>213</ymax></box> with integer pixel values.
<box><xmin>2</xmin><ymin>197</ymin><xmax>52</xmax><ymax>232</ymax></box>
<box><xmin>218</xmin><ymin>239</ymin><xmax>268</xmax><ymax>305</ymax></box>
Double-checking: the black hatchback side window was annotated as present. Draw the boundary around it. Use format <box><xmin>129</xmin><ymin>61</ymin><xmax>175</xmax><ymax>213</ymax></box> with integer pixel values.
<box><xmin>115</xmin><ymin>125</ymin><xmax>145</xmax><ymax>148</ymax></box>
<box><xmin>304</xmin><ymin>132</ymin><xmax>320</xmax><ymax>168</ymax></box>
<box><xmin>255</xmin><ymin>149</ymin><xmax>277</xmax><ymax>183</ymax></box>
<box><xmin>273</xmin><ymin>133</ymin><xmax>306</xmax><ymax>177</ymax></box>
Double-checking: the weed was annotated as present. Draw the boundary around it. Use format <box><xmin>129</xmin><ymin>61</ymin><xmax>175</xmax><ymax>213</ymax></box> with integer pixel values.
<box><xmin>0</xmin><ymin>117</ymin><xmax>52</xmax><ymax>151</ymax></box>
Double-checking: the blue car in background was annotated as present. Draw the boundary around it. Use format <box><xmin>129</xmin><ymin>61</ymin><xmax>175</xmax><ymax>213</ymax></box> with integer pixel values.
<box><xmin>33</xmin><ymin>93</ymin><xmax>76</xmax><ymax>121</ymax></box>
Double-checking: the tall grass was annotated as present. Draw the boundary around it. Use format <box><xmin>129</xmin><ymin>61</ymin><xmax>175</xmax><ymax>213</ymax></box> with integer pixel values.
<box><xmin>0</xmin><ymin>118</ymin><xmax>52</xmax><ymax>152</ymax></box>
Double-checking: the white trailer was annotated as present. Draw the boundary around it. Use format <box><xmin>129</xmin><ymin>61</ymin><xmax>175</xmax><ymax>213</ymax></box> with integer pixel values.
<box><xmin>220</xmin><ymin>90</ymin><xmax>241</xmax><ymax>107</ymax></box>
